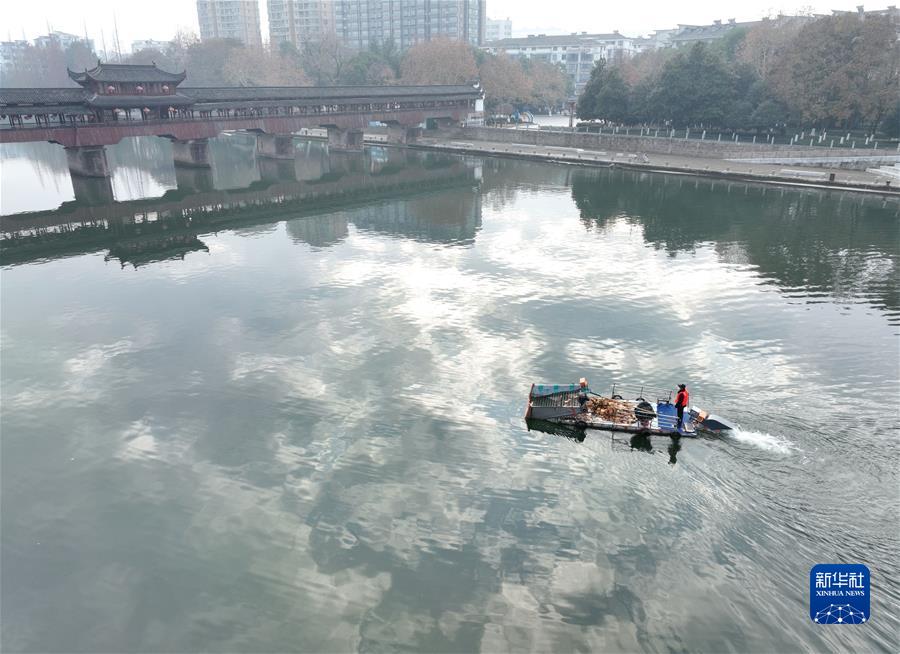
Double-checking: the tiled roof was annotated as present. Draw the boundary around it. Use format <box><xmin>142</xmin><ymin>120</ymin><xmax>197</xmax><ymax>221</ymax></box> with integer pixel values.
<box><xmin>68</xmin><ymin>62</ymin><xmax>186</xmax><ymax>84</ymax></box>
<box><xmin>1</xmin><ymin>104</ymin><xmax>91</xmax><ymax>115</ymax></box>
<box><xmin>0</xmin><ymin>88</ymin><xmax>89</xmax><ymax>105</ymax></box>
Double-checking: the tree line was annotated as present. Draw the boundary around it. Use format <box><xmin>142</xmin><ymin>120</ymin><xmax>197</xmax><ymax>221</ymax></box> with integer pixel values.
<box><xmin>1</xmin><ymin>32</ymin><xmax>570</xmax><ymax>114</ymax></box>
<box><xmin>577</xmin><ymin>13</ymin><xmax>899</xmax><ymax>135</ymax></box>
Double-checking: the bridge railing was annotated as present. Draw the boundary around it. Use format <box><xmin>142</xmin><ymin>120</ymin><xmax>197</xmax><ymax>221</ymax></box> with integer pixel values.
<box><xmin>509</xmin><ymin>124</ymin><xmax>900</xmax><ymax>152</ymax></box>
<box><xmin>1</xmin><ymin>97</ymin><xmax>478</xmax><ymax>131</ymax></box>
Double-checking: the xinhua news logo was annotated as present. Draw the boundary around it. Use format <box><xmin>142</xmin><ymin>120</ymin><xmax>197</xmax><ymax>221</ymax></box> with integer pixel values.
<box><xmin>809</xmin><ymin>564</ymin><xmax>870</xmax><ymax>624</ymax></box>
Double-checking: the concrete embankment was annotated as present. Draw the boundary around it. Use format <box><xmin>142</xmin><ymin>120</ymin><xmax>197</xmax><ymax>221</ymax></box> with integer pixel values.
<box><xmin>411</xmin><ymin>129</ymin><xmax>900</xmax><ymax>195</ymax></box>
<box><xmin>438</xmin><ymin>126</ymin><xmax>900</xmax><ymax>169</ymax></box>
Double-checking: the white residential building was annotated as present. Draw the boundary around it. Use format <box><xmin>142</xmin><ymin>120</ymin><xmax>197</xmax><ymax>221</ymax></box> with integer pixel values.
<box><xmin>131</xmin><ymin>39</ymin><xmax>173</xmax><ymax>53</ymax></box>
<box><xmin>483</xmin><ymin>32</ymin><xmax>641</xmax><ymax>92</ymax></box>
<box><xmin>33</xmin><ymin>31</ymin><xmax>94</xmax><ymax>51</ymax></box>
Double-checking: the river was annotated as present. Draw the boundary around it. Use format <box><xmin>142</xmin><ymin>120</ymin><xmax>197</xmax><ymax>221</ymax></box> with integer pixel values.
<box><xmin>1</xmin><ymin>135</ymin><xmax>898</xmax><ymax>653</ymax></box>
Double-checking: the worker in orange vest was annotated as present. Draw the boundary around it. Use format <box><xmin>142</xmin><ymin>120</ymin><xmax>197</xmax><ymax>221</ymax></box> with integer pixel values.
<box><xmin>674</xmin><ymin>384</ymin><xmax>689</xmax><ymax>431</ymax></box>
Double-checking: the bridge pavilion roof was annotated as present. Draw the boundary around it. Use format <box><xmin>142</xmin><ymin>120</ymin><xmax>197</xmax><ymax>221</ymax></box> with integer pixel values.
<box><xmin>0</xmin><ymin>88</ymin><xmax>193</xmax><ymax>112</ymax></box>
<box><xmin>67</xmin><ymin>62</ymin><xmax>186</xmax><ymax>85</ymax></box>
<box><xmin>0</xmin><ymin>88</ymin><xmax>89</xmax><ymax>105</ymax></box>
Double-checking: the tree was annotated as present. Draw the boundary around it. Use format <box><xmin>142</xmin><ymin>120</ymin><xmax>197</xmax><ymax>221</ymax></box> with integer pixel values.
<box><xmin>400</xmin><ymin>39</ymin><xmax>478</xmax><ymax>85</ymax></box>
<box><xmin>0</xmin><ymin>41</ymin><xmax>95</xmax><ymax>87</ymax></box>
<box><xmin>301</xmin><ymin>34</ymin><xmax>351</xmax><ymax>85</ymax></box>
<box><xmin>628</xmin><ymin>78</ymin><xmax>657</xmax><ymax>124</ymax></box>
<box><xmin>64</xmin><ymin>42</ymin><xmax>97</xmax><ymax>73</ymax></box>
<box><xmin>619</xmin><ymin>48</ymin><xmax>675</xmax><ymax>88</ymax></box>
<box><xmin>577</xmin><ymin>60</ymin><xmax>630</xmax><ymax>122</ymax></box>
<box><xmin>712</xmin><ymin>26</ymin><xmax>749</xmax><ymax>61</ymax></box>
<box><xmin>126</xmin><ymin>47</ymin><xmax>183</xmax><ymax>74</ymax></box>
<box><xmin>525</xmin><ymin>60</ymin><xmax>569</xmax><ymax>110</ymax></box>
<box><xmin>652</xmin><ymin>43</ymin><xmax>735</xmax><ymax>127</ymax></box>
<box><xmin>341</xmin><ymin>40</ymin><xmax>402</xmax><ymax>85</ymax></box>
<box><xmin>576</xmin><ymin>60</ymin><xmax>605</xmax><ymax>119</ymax></box>
<box><xmin>737</xmin><ymin>17</ymin><xmax>805</xmax><ymax>83</ymax></box>
<box><xmin>595</xmin><ymin>67</ymin><xmax>629</xmax><ymax>122</ymax></box>
<box><xmin>773</xmin><ymin>14</ymin><xmax>900</xmax><ymax>130</ymax></box>
<box><xmin>183</xmin><ymin>38</ymin><xmax>244</xmax><ymax>86</ymax></box>
<box><xmin>478</xmin><ymin>53</ymin><xmax>530</xmax><ymax>111</ymax></box>
<box><xmin>222</xmin><ymin>47</ymin><xmax>308</xmax><ymax>86</ymax></box>
<box><xmin>850</xmin><ymin>15</ymin><xmax>900</xmax><ymax>133</ymax></box>
<box><xmin>749</xmin><ymin>99</ymin><xmax>789</xmax><ymax>132</ymax></box>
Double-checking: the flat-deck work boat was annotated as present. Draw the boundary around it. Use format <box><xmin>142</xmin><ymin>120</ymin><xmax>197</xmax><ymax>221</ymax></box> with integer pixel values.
<box><xmin>524</xmin><ymin>379</ymin><xmax>734</xmax><ymax>437</ymax></box>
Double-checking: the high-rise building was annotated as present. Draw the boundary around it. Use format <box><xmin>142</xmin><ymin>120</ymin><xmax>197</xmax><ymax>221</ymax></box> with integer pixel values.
<box><xmin>335</xmin><ymin>0</ymin><xmax>485</xmax><ymax>51</ymax></box>
<box><xmin>268</xmin><ymin>0</ymin><xmax>334</xmax><ymax>49</ymax></box>
<box><xmin>196</xmin><ymin>0</ymin><xmax>263</xmax><ymax>47</ymax></box>
<box><xmin>268</xmin><ymin>0</ymin><xmax>486</xmax><ymax>51</ymax></box>
<box><xmin>485</xmin><ymin>17</ymin><xmax>512</xmax><ymax>42</ymax></box>
<box><xmin>0</xmin><ymin>40</ymin><xmax>30</xmax><ymax>73</ymax></box>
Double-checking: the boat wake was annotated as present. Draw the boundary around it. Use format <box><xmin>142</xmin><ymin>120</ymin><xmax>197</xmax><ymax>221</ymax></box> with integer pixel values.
<box><xmin>728</xmin><ymin>428</ymin><xmax>794</xmax><ymax>454</ymax></box>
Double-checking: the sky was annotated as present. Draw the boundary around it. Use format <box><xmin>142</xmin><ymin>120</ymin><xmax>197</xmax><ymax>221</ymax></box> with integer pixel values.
<box><xmin>3</xmin><ymin>0</ymin><xmax>892</xmax><ymax>51</ymax></box>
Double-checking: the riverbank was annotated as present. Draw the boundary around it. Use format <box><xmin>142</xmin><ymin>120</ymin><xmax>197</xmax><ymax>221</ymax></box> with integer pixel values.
<box><xmin>410</xmin><ymin>134</ymin><xmax>899</xmax><ymax>195</ymax></box>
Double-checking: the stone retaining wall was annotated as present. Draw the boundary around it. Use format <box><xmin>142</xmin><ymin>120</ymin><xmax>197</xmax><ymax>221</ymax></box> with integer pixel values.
<box><xmin>440</xmin><ymin>127</ymin><xmax>897</xmax><ymax>168</ymax></box>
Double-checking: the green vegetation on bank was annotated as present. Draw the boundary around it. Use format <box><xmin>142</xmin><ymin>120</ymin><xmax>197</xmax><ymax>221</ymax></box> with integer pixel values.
<box><xmin>577</xmin><ymin>14</ymin><xmax>899</xmax><ymax>135</ymax></box>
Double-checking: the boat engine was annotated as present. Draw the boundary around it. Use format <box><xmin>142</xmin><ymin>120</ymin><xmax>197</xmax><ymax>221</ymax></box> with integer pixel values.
<box><xmin>688</xmin><ymin>407</ymin><xmax>734</xmax><ymax>433</ymax></box>
<box><xmin>634</xmin><ymin>399</ymin><xmax>656</xmax><ymax>426</ymax></box>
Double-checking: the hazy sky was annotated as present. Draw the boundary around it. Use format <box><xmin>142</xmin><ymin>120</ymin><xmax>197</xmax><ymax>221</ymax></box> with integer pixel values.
<box><xmin>4</xmin><ymin>0</ymin><xmax>888</xmax><ymax>51</ymax></box>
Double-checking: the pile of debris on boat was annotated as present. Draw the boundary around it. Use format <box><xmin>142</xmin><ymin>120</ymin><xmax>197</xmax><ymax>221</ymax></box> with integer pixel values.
<box><xmin>585</xmin><ymin>396</ymin><xmax>636</xmax><ymax>424</ymax></box>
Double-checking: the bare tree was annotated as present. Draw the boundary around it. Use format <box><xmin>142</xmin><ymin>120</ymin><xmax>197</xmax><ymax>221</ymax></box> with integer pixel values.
<box><xmin>400</xmin><ymin>39</ymin><xmax>478</xmax><ymax>85</ymax></box>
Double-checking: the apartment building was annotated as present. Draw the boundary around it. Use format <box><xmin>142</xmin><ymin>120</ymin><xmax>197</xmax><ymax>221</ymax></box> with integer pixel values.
<box><xmin>484</xmin><ymin>32</ymin><xmax>641</xmax><ymax>92</ymax></box>
<box><xmin>196</xmin><ymin>0</ymin><xmax>263</xmax><ymax>47</ymax></box>
<box><xmin>269</xmin><ymin>0</ymin><xmax>486</xmax><ymax>51</ymax></box>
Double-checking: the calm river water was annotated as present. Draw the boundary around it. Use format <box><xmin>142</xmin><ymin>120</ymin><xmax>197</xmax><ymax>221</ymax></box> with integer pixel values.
<box><xmin>1</xmin><ymin>136</ymin><xmax>898</xmax><ymax>653</ymax></box>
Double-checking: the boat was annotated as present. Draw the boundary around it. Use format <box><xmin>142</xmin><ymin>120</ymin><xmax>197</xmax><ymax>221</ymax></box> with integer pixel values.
<box><xmin>524</xmin><ymin>379</ymin><xmax>734</xmax><ymax>437</ymax></box>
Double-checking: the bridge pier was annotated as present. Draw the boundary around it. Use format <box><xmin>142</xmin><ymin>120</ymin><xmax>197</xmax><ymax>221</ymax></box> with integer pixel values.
<box><xmin>65</xmin><ymin>145</ymin><xmax>111</xmax><ymax>178</ymax></box>
<box><xmin>256</xmin><ymin>133</ymin><xmax>296</xmax><ymax>159</ymax></box>
<box><xmin>171</xmin><ymin>138</ymin><xmax>211</xmax><ymax>168</ymax></box>
<box><xmin>175</xmin><ymin>166</ymin><xmax>215</xmax><ymax>193</ymax></box>
<box><xmin>327</xmin><ymin>128</ymin><xmax>364</xmax><ymax>152</ymax></box>
<box><xmin>258</xmin><ymin>157</ymin><xmax>297</xmax><ymax>183</ymax></box>
<box><xmin>71</xmin><ymin>175</ymin><xmax>115</xmax><ymax>206</ymax></box>
<box><xmin>384</xmin><ymin>125</ymin><xmax>422</xmax><ymax>145</ymax></box>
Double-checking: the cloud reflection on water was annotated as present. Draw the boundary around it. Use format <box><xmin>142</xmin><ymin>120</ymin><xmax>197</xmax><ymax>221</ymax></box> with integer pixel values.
<box><xmin>1</xmin><ymin>144</ymin><xmax>898</xmax><ymax>653</ymax></box>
